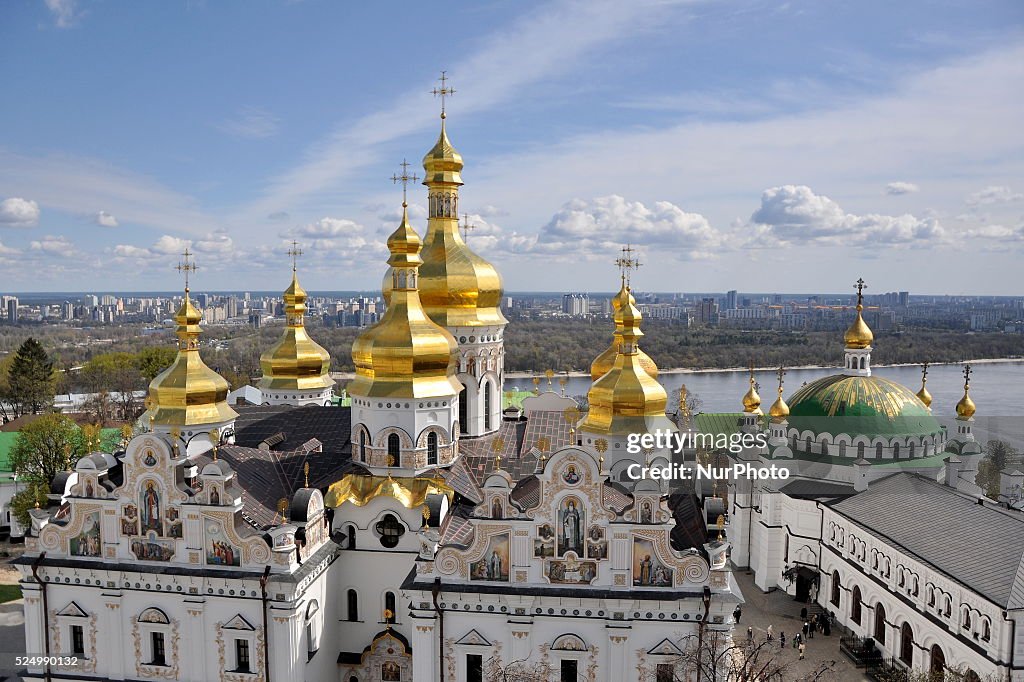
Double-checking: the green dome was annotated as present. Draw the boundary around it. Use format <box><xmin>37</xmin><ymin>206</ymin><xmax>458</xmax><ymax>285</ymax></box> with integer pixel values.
<box><xmin>787</xmin><ymin>374</ymin><xmax>941</xmax><ymax>437</ymax></box>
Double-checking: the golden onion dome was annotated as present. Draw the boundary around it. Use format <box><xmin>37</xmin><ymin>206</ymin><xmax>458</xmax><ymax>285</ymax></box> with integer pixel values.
<box><xmin>411</xmin><ymin>115</ymin><xmax>507</xmax><ymax>328</ymax></box>
<box><xmin>916</xmin><ymin>381</ymin><xmax>932</xmax><ymax>409</ymax></box>
<box><xmin>580</xmin><ymin>288</ymin><xmax>675</xmax><ymax>436</ymax></box>
<box><xmin>258</xmin><ymin>270</ymin><xmax>334</xmax><ymax>392</ymax></box>
<box><xmin>742</xmin><ymin>370</ymin><xmax>762</xmax><ymax>414</ymax></box>
<box><xmin>844</xmin><ymin>283</ymin><xmax>874</xmax><ymax>349</ymax></box>
<box><xmin>590</xmin><ymin>279</ymin><xmax>658</xmax><ymax>381</ymax></box>
<box><xmin>955</xmin><ymin>369</ymin><xmax>976</xmax><ymax>419</ymax></box>
<box><xmin>148</xmin><ymin>289</ymin><xmax>238</xmax><ymax>427</ymax></box>
<box><xmin>769</xmin><ymin>393</ymin><xmax>790</xmax><ymax>421</ymax></box>
<box><xmin>349</xmin><ymin>204</ymin><xmax>462</xmax><ymax>399</ymax></box>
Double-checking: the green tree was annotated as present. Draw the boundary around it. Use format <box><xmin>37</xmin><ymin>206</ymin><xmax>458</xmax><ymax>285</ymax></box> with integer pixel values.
<box><xmin>9</xmin><ymin>413</ymin><xmax>85</xmax><ymax>486</ymax></box>
<box><xmin>135</xmin><ymin>346</ymin><xmax>178</xmax><ymax>382</ymax></box>
<box><xmin>977</xmin><ymin>440</ymin><xmax>1020</xmax><ymax>500</ymax></box>
<box><xmin>81</xmin><ymin>352</ymin><xmax>145</xmax><ymax>422</ymax></box>
<box><xmin>0</xmin><ymin>354</ymin><xmax>14</xmax><ymax>423</ymax></box>
<box><xmin>5</xmin><ymin>338</ymin><xmax>56</xmax><ymax>416</ymax></box>
<box><xmin>10</xmin><ymin>483</ymin><xmax>50</xmax><ymax>529</ymax></box>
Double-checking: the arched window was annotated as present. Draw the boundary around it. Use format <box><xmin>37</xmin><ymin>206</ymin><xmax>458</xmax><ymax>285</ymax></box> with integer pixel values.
<box><xmin>805</xmin><ymin>436</ymin><xmax>812</xmax><ymax>453</ymax></box>
<box><xmin>912</xmin><ymin>576</ymin><xmax>919</xmax><ymax>596</ymax></box>
<box><xmin>909</xmin><ymin>442</ymin><xmax>916</xmax><ymax>458</ymax></box>
<box><xmin>927</xmin><ymin>585</ymin><xmax>935</xmax><ymax>607</ymax></box>
<box><xmin>427</xmin><ymin>432</ymin><xmax>438</xmax><ymax>466</ymax></box>
<box><xmin>893</xmin><ymin>442</ymin><xmax>900</xmax><ymax>458</ymax></box>
<box><xmin>898</xmin><ymin>569</ymin><xmax>905</xmax><ymax>588</ymax></box>
<box><xmin>345</xmin><ymin>523</ymin><xmax>357</xmax><ymax>550</ymax></box>
<box><xmin>387</xmin><ymin>434</ymin><xmax>401</xmax><ymax>467</ymax></box>
<box><xmin>944</xmin><ymin>595</ymin><xmax>951</xmax><ymax>617</ymax></box>
<box><xmin>930</xmin><ymin>644</ymin><xmax>945</xmax><ymax>680</ymax></box>
<box><xmin>459</xmin><ymin>387</ymin><xmax>468</xmax><ymax>434</ymax></box>
<box><xmin>874</xmin><ymin>603</ymin><xmax>886</xmax><ymax>644</ymax></box>
<box><xmin>857</xmin><ymin>442</ymin><xmax>865</xmax><ymax>459</ymax></box>
<box><xmin>982</xmin><ymin>619</ymin><xmax>991</xmax><ymax>642</ymax></box>
<box><xmin>851</xmin><ymin>586</ymin><xmax>863</xmax><ymax>624</ymax></box>
<box><xmin>376</xmin><ymin>514</ymin><xmax>405</xmax><ymax>548</ymax></box>
<box><xmin>385</xmin><ymin>592</ymin><xmax>396</xmax><ymax>624</ymax></box>
<box><xmin>359</xmin><ymin>431</ymin><xmax>366</xmax><ymax>462</ymax></box>
<box><xmin>900</xmin><ymin>622</ymin><xmax>914</xmax><ymax>666</ymax></box>
<box><xmin>830</xmin><ymin>570</ymin><xmax>841</xmax><ymax>607</ymax></box>
<box><xmin>484</xmin><ymin>383</ymin><xmax>492</xmax><ymax>431</ymax></box>
<box><xmin>346</xmin><ymin>589</ymin><xmax>358</xmax><ymax>621</ymax></box>
<box><xmin>962</xmin><ymin>608</ymin><xmax>972</xmax><ymax>630</ymax></box>
<box><xmin>876</xmin><ymin>443</ymin><xmax>883</xmax><ymax>459</ymax></box>
<box><xmin>839</xmin><ymin>442</ymin><xmax>846</xmax><ymax>458</ymax></box>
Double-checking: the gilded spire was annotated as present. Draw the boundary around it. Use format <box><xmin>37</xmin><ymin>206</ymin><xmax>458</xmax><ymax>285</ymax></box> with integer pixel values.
<box><xmin>844</xmin><ymin>277</ymin><xmax>874</xmax><ymax>349</ymax></box>
<box><xmin>591</xmin><ymin>247</ymin><xmax>656</xmax><ymax>381</ymax></box>
<box><xmin>768</xmin><ymin>366</ymin><xmax>790</xmax><ymax>421</ymax></box>
<box><xmin>350</xmin><ymin>165</ymin><xmax>461</xmax><ymax>399</ymax></box>
<box><xmin>414</xmin><ymin>72</ymin><xmax>507</xmax><ymax>328</ymax></box>
<box><xmin>955</xmin><ymin>364</ymin><xmax>976</xmax><ymax>419</ymax></box>
<box><xmin>148</xmin><ymin>250</ymin><xmax>237</xmax><ymax>427</ymax></box>
<box><xmin>258</xmin><ymin>242</ymin><xmax>333</xmax><ymax>395</ymax></box>
<box><xmin>742</xmin><ymin>363</ymin><xmax>762</xmax><ymax>414</ymax></box>
<box><xmin>580</xmin><ymin>269</ymin><xmax>674</xmax><ymax>437</ymax></box>
<box><xmin>916</xmin><ymin>362</ymin><xmax>932</xmax><ymax>409</ymax></box>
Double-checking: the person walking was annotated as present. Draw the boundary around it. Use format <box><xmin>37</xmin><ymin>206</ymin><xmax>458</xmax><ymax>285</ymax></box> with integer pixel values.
<box><xmin>733</xmin><ymin>606</ymin><xmax>742</xmax><ymax>623</ymax></box>
<box><xmin>799</xmin><ymin>642</ymin><xmax>806</xmax><ymax>660</ymax></box>
<box><xmin>747</xmin><ymin>626</ymin><xmax>753</xmax><ymax>643</ymax></box>
<box><xmin>802</xmin><ymin>621</ymin><xmax>810</xmax><ymax>638</ymax></box>
<box><xmin>793</xmin><ymin>632</ymin><xmax>801</xmax><ymax>649</ymax></box>
<box><xmin>779</xmin><ymin>632</ymin><xmax>786</xmax><ymax>649</ymax></box>
<box><xmin>808</xmin><ymin>615</ymin><xmax>815</xmax><ymax>639</ymax></box>
<box><xmin>766</xmin><ymin>625</ymin><xmax>773</xmax><ymax>641</ymax></box>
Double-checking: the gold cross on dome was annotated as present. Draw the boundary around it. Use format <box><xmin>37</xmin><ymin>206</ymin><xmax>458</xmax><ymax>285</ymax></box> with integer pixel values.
<box><xmin>963</xmin><ymin>363</ymin><xmax>972</xmax><ymax>386</ymax></box>
<box><xmin>921</xmin><ymin>361</ymin><xmax>929</xmax><ymax>382</ymax></box>
<box><xmin>287</xmin><ymin>240</ymin><xmax>303</xmax><ymax>272</ymax></box>
<box><xmin>175</xmin><ymin>248</ymin><xmax>197</xmax><ymax>291</ymax></box>
<box><xmin>391</xmin><ymin>159</ymin><xmax>419</xmax><ymax>206</ymax></box>
<box><xmin>460</xmin><ymin>213</ymin><xmax>476</xmax><ymax>241</ymax></box>
<box><xmin>431</xmin><ymin>70</ymin><xmax>455</xmax><ymax>117</ymax></box>
<box><xmin>615</xmin><ymin>244</ymin><xmax>641</xmax><ymax>285</ymax></box>
<box><xmin>777</xmin><ymin>366</ymin><xmax>786</xmax><ymax>390</ymax></box>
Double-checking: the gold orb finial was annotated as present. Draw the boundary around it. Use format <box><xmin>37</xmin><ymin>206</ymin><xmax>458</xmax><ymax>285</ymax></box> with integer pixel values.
<box><xmin>303</xmin><ymin>461</ymin><xmax>310</xmax><ymax>488</ymax></box>
<box><xmin>956</xmin><ymin>363</ymin><xmax>976</xmax><ymax>419</ymax></box>
<box><xmin>844</xmin><ymin>277</ymin><xmax>874</xmax><ymax>349</ymax></box>
<box><xmin>916</xmin><ymin>362</ymin><xmax>933</xmax><ymax>408</ymax></box>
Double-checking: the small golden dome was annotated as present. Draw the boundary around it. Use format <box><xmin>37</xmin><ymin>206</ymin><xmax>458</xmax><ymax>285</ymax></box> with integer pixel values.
<box><xmin>769</xmin><ymin>394</ymin><xmax>790</xmax><ymax>421</ymax></box>
<box><xmin>742</xmin><ymin>370</ymin><xmax>762</xmax><ymax>414</ymax></box>
<box><xmin>258</xmin><ymin>270</ymin><xmax>334</xmax><ymax>393</ymax></box>
<box><xmin>916</xmin><ymin>384</ymin><xmax>932</xmax><ymax>409</ymax></box>
<box><xmin>590</xmin><ymin>280</ymin><xmax>658</xmax><ymax>381</ymax></box>
<box><xmin>148</xmin><ymin>289</ymin><xmax>238</xmax><ymax>427</ymax></box>
<box><xmin>350</xmin><ymin>205</ymin><xmax>462</xmax><ymax>399</ymax></box>
<box><xmin>580</xmin><ymin>290</ymin><xmax>675</xmax><ymax>436</ymax></box>
<box><xmin>422</xmin><ymin>117</ymin><xmax>464</xmax><ymax>186</ymax></box>
<box><xmin>844</xmin><ymin>281</ymin><xmax>874</xmax><ymax>349</ymax></box>
<box><xmin>956</xmin><ymin>368</ymin><xmax>976</xmax><ymax>419</ymax></box>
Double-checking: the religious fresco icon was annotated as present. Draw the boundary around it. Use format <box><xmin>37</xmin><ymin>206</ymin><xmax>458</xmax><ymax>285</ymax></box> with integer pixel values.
<box><xmin>557</xmin><ymin>496</ymin><xmax>585</xmax><ymax>557</ymax></box>
<box><xmin>140</xmin><ymin>481</ymin><xmax>162</xmax><ymax>535</ymax></box>
<box><xmin>632</xmin><ymin>537</ymin><xmax>673</xmax><ymax>587</ymax></box>
<box><xmin>131</xmin><ymin>532</ymin><xmax>175</xmax><ymax>562</ymax></box>
<box><xmin>534</xmin><ymin>523</ymin><xmax>555</xmax><ymax>557</ymax></box>
<box><xmin>205</xmin><ymin>520</ymin><xmax>242</xmax><ymax>567</ymax></box>
<box><xmin>69</xmin><ymin>511</ymin><xmax>101</xmax><ymax>557</ymax></box>
<box><xmin>470</xmin><ymin>533</ymin><xmax>509</xmax><ymax>582</ymax></box>
<box><xmin>546</xmin><ymin>557</ymin><xmax>598</xmax><ymax>584</ymax></box>
<box><xmin>586</xmin><ymin>525</ymin><xmax>607</xmax><ymax>560</ymax></box>
<box><xmin>562</xmin><ymin>464</ymin><xmax>581</xmax><ymax>485</ymax></box>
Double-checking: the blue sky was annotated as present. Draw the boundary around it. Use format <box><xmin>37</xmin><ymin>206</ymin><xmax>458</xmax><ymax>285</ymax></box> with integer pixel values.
<box><xmin>1</xmin><ymin>0</ymin><xmax>1022</xmax><ymax>294</ymax></box>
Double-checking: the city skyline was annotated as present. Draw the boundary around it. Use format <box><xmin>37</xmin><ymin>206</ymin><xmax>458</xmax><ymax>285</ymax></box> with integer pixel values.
<box><xmin>1</xmin><ymin>1</ymin><xmax>1022</xmax><ymax>293</ymax></box>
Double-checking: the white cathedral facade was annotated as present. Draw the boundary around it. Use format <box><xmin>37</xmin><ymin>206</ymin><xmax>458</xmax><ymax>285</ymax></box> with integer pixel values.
<box><xmin>13</xmin><ymin>93</ymin><xmax>1024</xmax><ymax>682</ymax></box>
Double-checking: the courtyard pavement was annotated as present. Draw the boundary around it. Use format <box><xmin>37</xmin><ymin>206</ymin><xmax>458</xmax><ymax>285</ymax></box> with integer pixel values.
<box><xmin>733</xmin><ymin>569</ymin><xmax>870</xmax><ymax>681</ymax></box>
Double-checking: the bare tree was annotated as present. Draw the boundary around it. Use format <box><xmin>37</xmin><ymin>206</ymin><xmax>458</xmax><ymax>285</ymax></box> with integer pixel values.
<box><xmin>640</xmin><ymin>630</ymin><xmax>834</xmax><ymax>682</ymax></box>
<box><xmin>486</xmin><ymin>657</ymin><xmax>553</xmax><ymax>682</ymax></box>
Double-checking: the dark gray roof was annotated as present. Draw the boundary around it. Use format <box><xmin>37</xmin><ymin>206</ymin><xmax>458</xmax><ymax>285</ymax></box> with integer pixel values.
<box><xmin>830</xmin><ymin>473</ymin><xmax>1024</xmax><ymax>607</ymax></box>
<box><xmin>779</xmin><ymin>479</ymin><xmax>857</xmax><ymax>502</ymax></box>
<box><xmin>233</xmin><ymin>404</ymin><xmax>351</xmax><ymax>460</ymax></box>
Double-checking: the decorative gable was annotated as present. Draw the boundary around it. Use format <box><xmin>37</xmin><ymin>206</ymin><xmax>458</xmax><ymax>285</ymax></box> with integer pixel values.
<box><xmin>647</xmin><ymin>638</ymin><xmax>684</xmax><ymax>656</ymax></box>
<box><xmin>56</xmin><ymin>601</ymin><xmax>89</xmax><ymax>618</ymax></box>
<box><xmin>222</xmin><ymin>614</ymin><xmax>256</xmax><ymax>631</ymax></box>
<box><xmin>454</xmin><ymin>629</ymin><xmax>491</xmax><ymax>647</ymax></box>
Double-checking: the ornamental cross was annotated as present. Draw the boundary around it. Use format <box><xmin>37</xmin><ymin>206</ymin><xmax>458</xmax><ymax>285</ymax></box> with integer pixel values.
<box><xmin>777</xmin><ymin>366</ymin><xmax>786</xmax><ymax>392</ymax></box>
<box><xmin>615</xmin><ymin>244</ymin><xmax>641</xmax><ymax>285</ymax></box>
<box><xmin>431</xmin><ymin>71</ymin><xmax>455</xmax><ymax>116</ymax></box>
<box><xmin>391</xmin><ymin>159</ymin><xmax>419</xmax><ymax>205</ymax></box>
<box><xmin>963</xmin><ymin>363</ymin><xmax>972</xmax><ymax>386</ymax></box>
<box><xmin>287</xmin><ymin>240</ymin><xmax>303</xmax><ymax>272</ymax></box>
<box><xmin>921</xmin><ymin>362</ymin><xmax>929</xmax><ymax>383</ymax></box>
<box><xmin>460</xmin><ymin>213</ymin><xmax>476</xmax><ymax>241</ymax></box>
<box><xmin>176</xmin><ymin>248</ymin><xmax>197</xmax><ymax>291</ymax></box>
<box><xmin>854</xmin><ymin>277</ymin><xmax>867</xmax><ymax>304</ymax></box>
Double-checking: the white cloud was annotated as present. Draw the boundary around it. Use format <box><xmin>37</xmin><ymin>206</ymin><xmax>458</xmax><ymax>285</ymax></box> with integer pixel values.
<box><xmin>94</xmin><ymin>210</ymin><xmax>119</xmax><ymax>227</ymax></box>
<box><xmin>152</xmin><ymin>235</ymin><xmax>192</xmax><ymax>255</ymax></box>
<box><xmin>0</xmin><ymin>197</ymin><xmax>41</xmax><ymax>227</ymax></box>
<box><xmin>297</xmin><ymin>217</ymin><xmax>364</xmax><ymax>238</ymax></box>
<box><xmin>112</xmin><ymin>244</ymin><xmax>152</xmax><ymax>258</ymax></box>
<box><xmin>217</xmin><ymin>107</ymin><xmax>280</xmax><ymax>139</ymax></box>
<box><xmin>0</xmin><ymin>240</ymin><xmax>20</xmax><ymax>256</ymax></box>
<box><xmin>966</xmin><ymin>185</ymin><xmax>1022</xmax><ymax>206</ymax></box>
<box><xmin>502</xmin><ymin>195</ymin><xmax>722</xmax><ymax>260</ymax></box>
<box><xmin>749</xmin><ymin>185</ymin><xmax>944</xmax><ymax>247</ymax></box>
<box><xmin>44</xmin><ymin>0</ymin><xmax>79</xmax><ymax>28</ymax></box>
<box><xmin>885</xmin><ymin>181</ymin><xmax>919</xmax><ymax>195</ymax></box>
<box><xmin>30</xmin><ymin>235</ymin><xmax>75</xmax><ymax>257</ymax></box>
<box><xmin>194</xmin><ymin>233</ymin><xmax>234</xmax><ymax>254</ymax></box>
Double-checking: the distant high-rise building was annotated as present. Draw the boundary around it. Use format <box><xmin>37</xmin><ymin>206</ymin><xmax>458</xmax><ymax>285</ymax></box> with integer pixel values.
<box><xmin>6</xmin><ymin>297</ymin><xmax>18</xmax><ymax>324</ymax></box>
<box><xmin>84</xmin><ymin>294</ymin><xmax>98</xmax><ymax>308</ymax></box>
<box><xmin>725</xmin><ymin>290</ymin><xmax>738</xmax><ymax>310</ymax></box>
<box><xmin>562</xmin><ymin>293</ymin><xmax>589</xmax><ymax>317</ymax></box>
<box><xmin>61</xmin><ymin>301</ymin><xmax>74</xmax><ymax>320</ymax></box>
<box><xmin>226</xmin><ymin>295</ymin><xmax>239</xmax><ymax>318</ymax></box>
<box><xmin>899</xmin><ymin>291</ymin><xmax>910</xmax><ymax>307</ymax></box>
<box><xmin>697</xmin><ymin>297</ymin><xmax>719</xmax><ymax>326</ymax></box>
<box><xmin>195</xmin><ymin>293</ymin><xmax>209</xmax><ymax>308</ymax></box>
